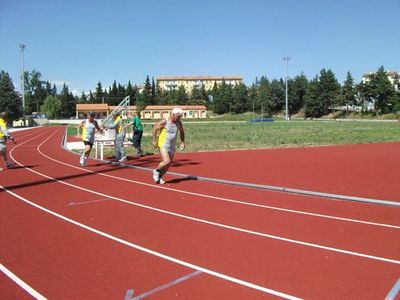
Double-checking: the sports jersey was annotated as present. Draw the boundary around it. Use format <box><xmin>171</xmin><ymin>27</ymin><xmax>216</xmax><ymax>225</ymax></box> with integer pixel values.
<box><xmin>132</xmin><ymin>116</ymin><xmax>143</xmax><ymax>131</ymax></box>
<box><xmin>81</xmin><ymin>119</ymin><xmax>98</xmax><ymax>143</ymax></box>
<box><xmin>158</xmin><ymin>117</ymin><xmax>181</xmax><ymax>153</ymax></box>
<box><xmin>0</xmin><ymin>117</ymin><xmax>10</xmax><ymax>142</ymax></box>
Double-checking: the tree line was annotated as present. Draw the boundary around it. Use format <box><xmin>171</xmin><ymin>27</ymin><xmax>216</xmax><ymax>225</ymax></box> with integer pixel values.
<box><xmin>0</xmin><ymin>66</ymin><xmax>399</xmax><ymax>121</ymax></box>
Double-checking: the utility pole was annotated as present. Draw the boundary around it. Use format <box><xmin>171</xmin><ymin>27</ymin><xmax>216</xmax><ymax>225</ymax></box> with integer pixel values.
<box><xmin>283</xmin><ymin>56</ymin><xmax>291</xmax><ymax>121</ymax></box>
<box><xmin>20</xmin><ymin>44</ymin><xmax>26</xmax><ymax>114</ymax></box>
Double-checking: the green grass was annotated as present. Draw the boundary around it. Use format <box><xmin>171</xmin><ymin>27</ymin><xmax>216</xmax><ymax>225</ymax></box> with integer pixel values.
<box><xmin>68</xmin><ymin>119</ymin><xmax>400</xmax><ymax>156</ymax></box>
<box><xmin>180</xmin><ymin>120</ymin><xmax>400</xmax><ymax>152</ymax></box>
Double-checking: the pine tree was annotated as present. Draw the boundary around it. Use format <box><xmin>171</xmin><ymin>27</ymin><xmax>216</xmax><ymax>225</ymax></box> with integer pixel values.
<box><xmin>304</xmin><ymin>69</ymin><xmax>340</xmax><ymax>117</ymax></box>
<box><xmin>151</xmin><ymin>77</ymin><xmax>157</xmax><ymax>104</ymax></box>
<box><xmin>289</xmin><ymin>73</ymin><xmax>308</xmax><ymax>116</ymax></box>
<box><xmin>362</xmin><ymin>66</ymin><xmax>396</xmax><ymax>113</ymax></box>
<box><xmin>270</xmin><ymin>78</ymin><xmax>285</xmax><ymax>114</ymax></box>
<box><xmin>176</xmin><ymin>85</ymin><xmax>189</xmax><ymax>105</ymax></box>
<box><xmin>0</xmin><ymin>71</ymin><xmax>23</xmax><ymax>120</ymax></box>
<box><xmin>95</xmin><ymin>81</ymin><xmax>104</xmax><ymax>103</ymax></box>
<box><xmin>231</xmin><ymin>82</ymin><xmax>248</xmax><ymax>113</ymax></box>
<box><xmin>340</xmin><ymin>71</ymin><xmax>357</xmax><ymax>110</ymax></box>
<box><xmin>256</xmin><ymin>76</ymin><xmax>273</xmax><ymax>117</ymax></box>
<box><xmin>143</xmin><ymin>75</ymin><xmax>153</xmax><ymax>104</ymax></box>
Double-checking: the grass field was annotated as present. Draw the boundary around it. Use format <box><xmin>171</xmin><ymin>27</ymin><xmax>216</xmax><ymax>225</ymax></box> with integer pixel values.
<box><xmin>68</xmin><ymin>119</ymin><xmax>400</xmax><ymax>155</ymax></box>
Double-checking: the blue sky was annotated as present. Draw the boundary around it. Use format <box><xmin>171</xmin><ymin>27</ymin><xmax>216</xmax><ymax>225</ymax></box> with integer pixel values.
<box><xmin>1</xmin><ymin>0</ymin><xmax>399</xmax><ymax>96</ymax></box>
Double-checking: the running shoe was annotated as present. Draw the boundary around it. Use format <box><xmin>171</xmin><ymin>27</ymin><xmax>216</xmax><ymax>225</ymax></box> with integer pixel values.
<box><xmin>6</xmin><ymin>162</ymin><xmax>14</xmax><ymax>169</ymax></box>
<box><xmin>118</xmin><ymin>156</ymin><xmax>127</xmax><ymax>162</ymax></box>
<box><xmin>153</xmin><ymin>169</ymin><xmax>160</xmax><ymax>183</ymax></box>
<box><xmin>159</xmin><ymin>178</ymin><xmax>165</xmax><ymax>184</ymax></box>
<box><xmin>80</xmin><ymin>156</ymin><xmax>85</xmax><ymax>167</ymax></box>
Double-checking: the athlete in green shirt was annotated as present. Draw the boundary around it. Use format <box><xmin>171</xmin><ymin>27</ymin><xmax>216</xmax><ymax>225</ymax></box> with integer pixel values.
<box><xmin>125</xmin><ymin>111</ymin><xmax>143</xmax><ymax>156</ymax></box>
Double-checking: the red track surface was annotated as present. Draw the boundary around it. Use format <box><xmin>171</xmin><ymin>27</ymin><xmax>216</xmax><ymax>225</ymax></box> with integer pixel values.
<box><xmin>1</xmin><ymin>126</ymin><xmax>399</xmax><ymax>299</ymax></box>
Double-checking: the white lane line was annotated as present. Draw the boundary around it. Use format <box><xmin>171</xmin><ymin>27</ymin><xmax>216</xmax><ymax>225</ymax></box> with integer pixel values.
<box><xmin>0</xmin><ymin>186</ymin><xmax>301</xmax><ymax>300</ymax></box>
<box><xmin>36</xmin><ymin>129</ymin><xmax>400</xmax><ymax>230</ymax></box>
<box><xmin>0</xmin><ymin>263</ymin><xmax>47</xmax><ymax>300</ymax></box>
<box><xmin>385</xmin><ymin>278</ymin><xmax>400</xmax><ymax>300</ymax></box>
<box><xmin>7</xmin><ymin>131</ymin><xmax>400</xmax><ymax>265</ymax></box>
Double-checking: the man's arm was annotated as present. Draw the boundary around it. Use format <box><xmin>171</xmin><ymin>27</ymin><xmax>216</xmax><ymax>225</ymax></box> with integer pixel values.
<box><xmin>76</xmin><ymin>121</ymin><xmax>84</xmax><ymax>137</ymax></box>
<box><xmin>94</xmin><ymin>120</ymin><xmax>103</xmax><ymax>133</ymax></box>
<box><xmin>178</xmin><ymin>121</ymin><xmax>185</xmax><ymax>150</ymax></box>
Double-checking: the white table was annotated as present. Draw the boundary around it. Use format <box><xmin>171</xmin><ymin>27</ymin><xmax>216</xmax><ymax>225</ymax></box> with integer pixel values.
<box><xmin>94</xmin><ymin>138</ymin><xmax>133</xmax><ymax>160</ymax></box>
<box><xmin>94</xmin><ymin>138</ymin><xmax>115</xmax><ymax>160</ymax></box>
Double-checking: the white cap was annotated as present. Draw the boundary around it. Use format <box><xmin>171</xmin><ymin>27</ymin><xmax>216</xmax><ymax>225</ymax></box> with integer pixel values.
<box><xmin>171</xmin><ymin>107</ymin><xmax>183</xmax><ymax>116</ymax></box>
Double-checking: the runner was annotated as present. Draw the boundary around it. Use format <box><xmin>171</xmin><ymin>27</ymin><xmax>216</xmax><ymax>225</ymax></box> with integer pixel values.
<box><xmin>152</xmin><ymin>107</ymin><xmax>185</xmax><ymax>184</ymax></box>
<box><xmin>0</xmin><ymin>112</ymin><xmax>16</xmax><ymax>171</ymax></box>
<box><xmin>124</xmin><ymin>111</ymin><xmax>144</xmax><ymax>156</ymax></box>
<box><xmin>76</xmin><ymin>112</ymin><xmax>102</xmax><ymax>166</ymax></box>
<box><xmin>104</xmin><ymin>111</ymin><xmax>127</xmax><ymax>162</ymax></box>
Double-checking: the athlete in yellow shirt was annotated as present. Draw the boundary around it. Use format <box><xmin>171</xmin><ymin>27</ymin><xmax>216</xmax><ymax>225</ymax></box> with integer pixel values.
<box><xmin>0</xmin><ymin>112</ymin><xmax>16</xmax><ymax>171</ymax></box>
<box><xmin>152</xmin><ymin>107</ymin><xmax>185</xmax><ymax>184</ymax></box>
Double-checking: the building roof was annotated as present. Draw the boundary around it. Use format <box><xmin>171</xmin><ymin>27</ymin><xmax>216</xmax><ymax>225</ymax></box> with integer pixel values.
<box><xmin>76</xmin><ymin>103</ymin><xmax>109</xmax><ymax>111</ymax></box>
<box><xmin>108</xmin><ymin>105</ymin><xmax>207</xmax><ymax>110</ymax></box>
<box><xmin>143</xmin><ymin>105</ymin><xmax>207</xmax><ymax>110</ymax></box>
<box><xmin>157</xmin><ymin>76</ymin><xmax>242</xmax><ymax>81</ymax></box>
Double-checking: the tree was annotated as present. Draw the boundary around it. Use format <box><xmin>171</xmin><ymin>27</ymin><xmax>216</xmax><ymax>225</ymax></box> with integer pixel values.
<box><xmin>95</xmin><ymin>81</ymin><xmax>104</xmax><ymax>103</ymax></box>
<box><xmin>304</xmin><ymin>76</ymin><xmax>321</xmax><ymax>118</ymax></box>
<box><xmin>126</xmin><ymin>81</ymin><xmax>137</xmax><ymax>105</ymax></box>
<box><xmin>24</xmin><ymin>70</ymin><xmax>46</xmax><ymax>114</ymax></box>
<box><xmin>339</xmin><ymin>71</ymin><xmax>357</xmax><ymax>110</ymax></box>
<box><xmin>59</xmin><ymin>83</ymin><xmax>76</xmax><ymax>117</ymax></box>
<box><xmin>152</xmin><ymin>77</ymin><xmax>157</xmax><ymax>104</ymax></box>
<box><xmin>176</xmin><ymin>85</ymin><xmax>189</xmax><ymax>105</ymax></box>
<box><xmin>360</xmin><ymin>66</ymin><xmax>396</xmax><ymax>113</ymax></box>
<box><xmin>231</xmin><ymin>82</ymin><xmax>248</xmax><ymax>113</ymax></box>
<box><xmin>79</xmin><ymin>92</ymin><xmax>88</xmax><ymax>103</ymax></box>
<box><xmin>269</xmin><ymin>78</ymin><xmax>285</xmax><ymax>114</ymax></box>
<box><xmin>289</xmin><ymin>73</ymin><xmax>308</xmax><ymax>116</ymax></box>
<box><xmin>0</xmin><ymin>71</ymin><xmax>23</xmax><ymax>120</ymax></box>
<box><xmin>143</xmin><ymin>75</ymin><xmax>153</xmax><ymax>104</ymax></box>
<box><xmin>41</xmin><ymin>95</ymin><xmax>62</xmax><ymax>118</ymax></box>
<box><xmin>256</xmin><ymin>76</ymin><xmax>273</xmax><ymax>116</ymax></box>
<box><xmin>304</xmin><ymin>69</ymin><xmax>340</xmax><ymax>117</ymax></box>
<box><xmin>109</xmin><ymin>80</ymin><xmax>118</xmax><ymax>105</ymax></box>
<box><xmin>212</xmin><ymin>81</ymin><xmax>232</xmax><ymax>114</ymax></box>
<box><xmin>190</xmin><ymin>85</ymin><xmax>202</xmax><ymax>104</ymax></box>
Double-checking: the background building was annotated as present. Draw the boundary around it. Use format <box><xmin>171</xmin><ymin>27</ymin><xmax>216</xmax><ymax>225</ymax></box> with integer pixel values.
<box><xmin>157</xmin><ymin>76</ymin><xmax>242</xmax><ymax>93</ymax></box>
<box><xmin>76</xmin><ymin>104</ymin><xmax>207</xmax><ymax>120</ymax></box>
<box><xmin>362</xmin><ymin>70</ymin><xmax>399</xmax><ymax>91</ymax></box>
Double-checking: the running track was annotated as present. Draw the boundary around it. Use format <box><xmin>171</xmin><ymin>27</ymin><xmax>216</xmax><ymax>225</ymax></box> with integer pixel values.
<box><xmin>1</xmin><ymin>126</ymin><xmax>399</xmax><ymax>299</ymax></box>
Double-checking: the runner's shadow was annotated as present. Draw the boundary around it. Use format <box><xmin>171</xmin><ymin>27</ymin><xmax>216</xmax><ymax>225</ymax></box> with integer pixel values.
<box><xmin>10</xmin><ymin>165</ymin><xmax>39</xmax><ymax>170</ymax></box>
<box><xmin>167</xmin><ymin>176</ymin><xmax>198</xmax><ymax>184</ymax></box>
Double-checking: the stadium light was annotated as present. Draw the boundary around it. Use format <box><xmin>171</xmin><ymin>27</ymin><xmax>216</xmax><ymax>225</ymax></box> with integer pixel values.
<box><xmin>19</xmin><ymin>44</ymin><xmax>26</xmax><ymax>114</ymax></box>
<box><xmin>283</xmin><ymin>56</ymin><xmax>291</xmax><ymax>121</ymax></box>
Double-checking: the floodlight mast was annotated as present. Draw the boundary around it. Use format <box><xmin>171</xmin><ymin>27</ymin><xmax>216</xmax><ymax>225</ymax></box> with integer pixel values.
<box><xmin>283</xmin><ymin>56</ymin><xmax>291</xmax><ymax>121</ymax></box>
<box><xmin>20</xmin><ymin>44</ymin><xmax>26</xmax><ymax>114</ymax></box>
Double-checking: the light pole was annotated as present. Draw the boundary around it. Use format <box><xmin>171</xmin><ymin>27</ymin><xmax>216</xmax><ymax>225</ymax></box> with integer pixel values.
<box><xmin>283</xmin><ymin>56</ymin><xmax>291</xmax><ymax>120</ymax></box>
<box><xmin>19</xmin><ymin>44</ymin><xmax>26</xmax><ymax>114</ymax></box>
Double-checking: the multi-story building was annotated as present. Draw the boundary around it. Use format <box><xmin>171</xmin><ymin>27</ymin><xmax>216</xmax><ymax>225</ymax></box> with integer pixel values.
<box><xmin>362</xmin><ymin>70</ymin><xmax>399</xmax><ymax>91</ymax></box>
<box><xmin>157</xmin><ymin>76</ymin><xmax>243</xmax><ymax>93</ymax></box>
